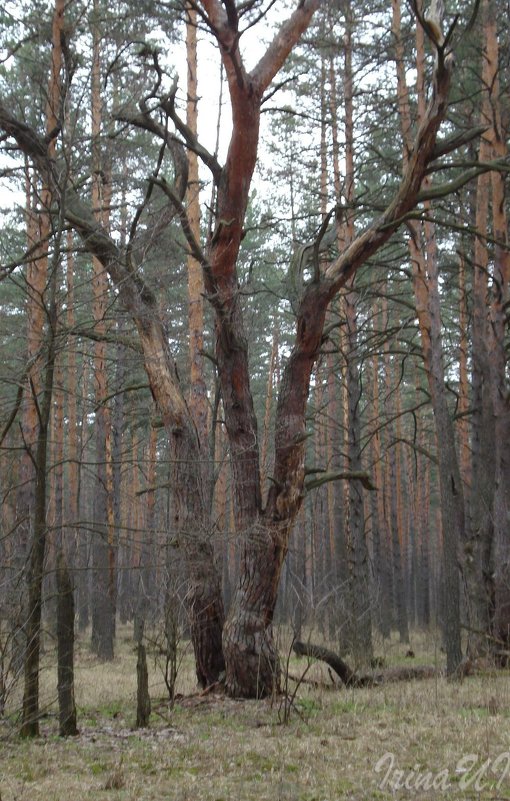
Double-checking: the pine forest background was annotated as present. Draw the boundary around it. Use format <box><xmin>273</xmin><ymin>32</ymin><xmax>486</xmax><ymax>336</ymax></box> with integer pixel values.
<box><xmin>0</xmin><ymin>0</ymin><xmax>509</xmax><ymax>739</ymax></box>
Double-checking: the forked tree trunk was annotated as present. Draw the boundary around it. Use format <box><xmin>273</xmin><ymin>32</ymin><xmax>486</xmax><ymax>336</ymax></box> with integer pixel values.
<box><xmin>2</xmin><ymin>0</ymin><xmax>456</xmax><ymax>698</ymax></box>
<box><xmin>222</xmin><ymin>2</ymin><xmax>455</xmax><ymax>693</ymax></box>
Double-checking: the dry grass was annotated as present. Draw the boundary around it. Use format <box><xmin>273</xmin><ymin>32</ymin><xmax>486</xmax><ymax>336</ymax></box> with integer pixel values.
<box><xmin>1</xmin><ymin>626</ymin><xmax>510</xmax><ymax>801</ymax></box>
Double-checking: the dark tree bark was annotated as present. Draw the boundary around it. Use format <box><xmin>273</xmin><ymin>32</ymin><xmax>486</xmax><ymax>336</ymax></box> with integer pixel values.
<box><xmin>56</xmin><ymin>550</ymin><xmax>78</xmax><ymax>737</ymax></box>
<box><xmin>19</xmin><ymin>0</ymin><xmax>65</xmax><ymax>723</ymax></box>
<box><xmin>136</xmin><ymin>643</ymin><xmax>151</xmax><ymax>728</ymax></box>
<box><xmin>20</xmin><ymin>364</ymin><xmax>54</xmax><ymax>736</ymax></box>
<box><xmin>20</xmin><ymin>252</ymin><xmax>60</xmax><ymax>737</ymax></box>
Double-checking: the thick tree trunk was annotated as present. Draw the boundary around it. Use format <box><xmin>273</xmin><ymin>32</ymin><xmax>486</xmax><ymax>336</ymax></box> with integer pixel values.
<box><xmin>222</xmin><ymin>519</ymin><xmax>287</xmax><ymax>697</ymax></box>
<box><xmin>196</xmin><ymin>0</ymin><xmax>321</xmax><ymax>698</ymax></box>
<box><xmin>222</xmin><ymin>16</ymin><xmax>454</xmax><ymax>692</ymax></box>
<box><xmin>460</xmin><ymin>0</ymin><xmax>510</xmax><ymax>656</ymax></box>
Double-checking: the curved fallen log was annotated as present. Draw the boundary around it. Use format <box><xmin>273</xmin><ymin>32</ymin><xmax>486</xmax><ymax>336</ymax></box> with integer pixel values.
<box><xmin>293</xmin><ymin>641</ymin><xmax>375</xmax><ymax>687</ymax></box>
<box><xmin>293</xmin><ymin>641</ymin><xmax>440</xmax><ymax>687</ymax></box>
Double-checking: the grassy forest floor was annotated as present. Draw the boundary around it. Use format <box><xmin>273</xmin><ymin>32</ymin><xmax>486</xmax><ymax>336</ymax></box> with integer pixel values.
<box><xmin>1</xmin><ymin>626</ymin><xmax>510</xmax><ymax>801</ymax></box>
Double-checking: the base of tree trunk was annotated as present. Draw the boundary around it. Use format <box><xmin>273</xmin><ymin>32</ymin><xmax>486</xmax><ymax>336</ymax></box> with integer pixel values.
<box><xmin>57</xmin><ymin>551</ymin><xmax>79</xmax><ymax>737</ymax></box>
<box><xmin>136</xmin><ymin>643</ymin><xmax>151</xmax><ymax>728</ymax></box>
<box><xmin>223</xmin><ymin>618</ymin><xmax>280</xmax><ymax>699</ymax></box>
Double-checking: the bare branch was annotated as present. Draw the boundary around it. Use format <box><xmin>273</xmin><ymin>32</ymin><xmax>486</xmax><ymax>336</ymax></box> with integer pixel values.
<box><xmin>152</xmin><ymin>176</ymin><xmax>210</xmax><ymax>270</ymax></box>
<box><xmin>223</xmin><ymin>0</ymin><xmax>239</xmax><ymax>31</ymax></box>
<box><xmin>418</xmin><ymin>159</ymin><xmax>510</xmax><ymax>202</ymax></box>
<box><xmin>67</xmin><ymin>327</ymin><xmax>143</xmax><ymax>353</ymax></box>
<box><xmin>305</xmin><ymin>470</ymin><xmax>377</xmax><ymax>492</ymax></box>
<box><xmin>250</xmin><ymin>0</ymin><xmax>320</xmax><ymax>93</ymax></box>
<box><xmin>0</xmin><ymin>381</ymin><xmax>26</xmax><ymax>448</ymax></box>
<box><xmin>324</xmin><ymin>50</ymin><xmax>456</xmax><ymax>292</ymax></box>
<box><xmin>157</xmin><ymin>86</ymin><xmax>222</xmax><ymax>181</ymax></box>
<box><xmin>431</xmin><ymin>124</ymin><xmax>489</xmax><ymax>159</ymax></box>
<box><xmin>200</xmin><ymin>0</ymin><xmax>247</xmax><ymax>90</ymax></box>
<box><xmin>114</xmin><ymin>103</ymin><xmax>191</xmax><ymax>194</ymax></box>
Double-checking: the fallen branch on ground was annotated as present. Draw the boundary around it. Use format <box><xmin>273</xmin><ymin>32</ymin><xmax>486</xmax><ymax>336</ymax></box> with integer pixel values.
<box><xmin>293</xmin><ymin>641</ymin><xmax>442</xmax><ymax>686</ymax></box>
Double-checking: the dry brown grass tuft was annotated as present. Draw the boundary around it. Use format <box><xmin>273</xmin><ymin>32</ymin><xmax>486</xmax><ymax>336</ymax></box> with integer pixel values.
<box><xmin>102</xmin><ymin>759</ymin><xmax>126</xmax><ymax>790</ymax></box>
